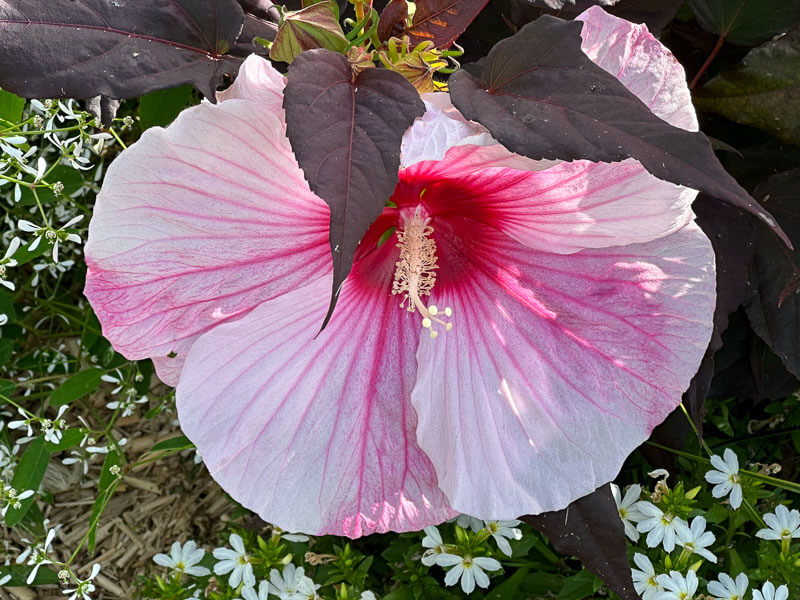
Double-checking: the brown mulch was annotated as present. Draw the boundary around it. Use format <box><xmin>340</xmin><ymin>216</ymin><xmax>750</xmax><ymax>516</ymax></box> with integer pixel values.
<box><xmin>2</xmin><ymin>408</ymin><xmax>231</xmax><ymax>600</ymax></box>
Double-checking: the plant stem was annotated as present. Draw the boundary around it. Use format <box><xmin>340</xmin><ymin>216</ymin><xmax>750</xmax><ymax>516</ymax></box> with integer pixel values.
<box><xmin>690</xmin><ymin>34</ymin><xmax>726</xmax><ymax>89</ymax></box>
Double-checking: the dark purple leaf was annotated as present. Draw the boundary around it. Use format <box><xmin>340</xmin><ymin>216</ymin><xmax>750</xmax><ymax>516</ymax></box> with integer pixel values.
<box><xmin>378</xmin><ymin>0</ymin><xmax>409</xmax><ymax>42</ymax></box>
<box><xmin>0</xmin><ymin>0</ymin><xmax>245</xmax><ymax>100</ymax></box>
<box><xmin>522</xmin><ymin>486</ymin><xmax>641</xmax><ymax>600</ymax></box>
<box><xmin>448</xmin><ymin>16</ymin><xmax>790</xmax><ymax>246</ymax></box>
<box><xmin>686</xmin><ymin>198</ymin><xmax>757</xmax><ymax>427</ymax></box>
<box><xmin>85</xmin><ymin>96</ymin><xmax>121</xmax><ymax>127</ymax></box>
<box><xmin>745</xmin><ymin>169</ymin><xmax>800</xmax><ymax>378</ymax></box>
<box><xmin>644</xmin><ymin>198</ymin><xmax>758</xmax><ymax>462</ymax></box>
<box><xmin>402</xmin><ymin>0</ymin><xmax>491</xmax><ymax>48</ymax></box>
<box><xmin>231</xmin><ymin>13</ymin><xmax>279</xmax><ymax>57</ymax></box>
<box><xmin>283</xmin><ymin>51</ymin><xmax>424</xmax><ymax>329</ymax></box>
<box><xmin>509</xmin><ymin>0</ymin><xmax>683</xmax><ymax>34</ymax></box>
<box><xmin>237</xmin><ymin>0</ymin><xmax>280</xmax><ymax>21</ymax></box>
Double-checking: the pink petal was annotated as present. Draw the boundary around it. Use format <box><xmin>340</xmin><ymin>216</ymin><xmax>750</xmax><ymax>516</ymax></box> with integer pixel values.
<box><xmin>217</xmin><ymin>54</ymin><xmax>286</xmax><ymax>109</ymax></box>
<box><xmin>401</xmin><ymin>93</ymin><xmax>553</xmax><ymax>172</ymax></box>
<box><xmin>401</xmin><ymin>93</ymin><xmax>490</xmax><ymax>168</ymax></box>
<box><xmin>402</xmin><ymin>151</ymin><xmax>696</xmax><ymax>253</ymax></box>
<box><xmin>578</xmin><ymin>7</ymin><xmax>698</xmax><ymax>132</ymax></box>
<box><xmin>411</xmin><ymin>221</ymin><xmax>715</xmax><ymax>518</ymax></box>
<box><xmin>84</xmin><ymin>94</ymin><xmax>330</xmax><ymax>382</ymax></box>
<box><xmin>176</xmin><ymin>243</ymin><xmax>455</xmax><ymax>537</ymax></box>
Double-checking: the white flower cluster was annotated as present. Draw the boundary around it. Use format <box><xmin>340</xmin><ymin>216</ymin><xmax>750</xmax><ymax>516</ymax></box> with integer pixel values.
<box><xmin>631</xmin><ymin>555</ymin><xmax>789</xmax><ymax>600</ymax></box>
<box><xmin>611</xmin><ymin>483</ymin><xmax>717</xmax><ymax>562</ymax></box>
<box><xmin>418</xmin><ymin>516</ymin><xmax>518</xmax><ymax>594</ymax></box>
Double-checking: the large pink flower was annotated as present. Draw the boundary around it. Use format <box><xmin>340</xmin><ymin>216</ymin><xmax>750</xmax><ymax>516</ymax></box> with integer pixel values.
<box><xmin>85</xmin><ymin>7</ymin><xmax>715</xmax><ymax>537</ymax></box>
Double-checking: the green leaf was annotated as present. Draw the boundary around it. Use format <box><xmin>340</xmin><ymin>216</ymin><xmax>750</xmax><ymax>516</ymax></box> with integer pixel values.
<box><xmin>0</xmin><ymin>289</ymin><xmax>16</xmax><ymax>323</ymax></box>
<box><xmin>485</xmin><ymin>566</ymin><xmax>528</xmax><ymax>599</ymax></box>
<box><xmin>0</xmin><ymin>378</ymin><xmax>15</xmax><ymax>397</ymax></box>
<box><xmin>50</xmin><ymin>368</ymin><xmax>105</xmax><ymax>406</ymax></box>
<box><xmin>0</xmin><ymin>88</ymin><xmax>25</xmax><ymax>123</ymax></box>
<box><xmin>87</xmin><ymin>450</ymin><xmax>120</xmax><ymax>554</ymax></box>
<box><xmin>695</xmin><ymin>28</ymin><xmax>800</xmax><ymax>145</ymax></box>
<box><xmin>5</xmin><ymin>437</ymin><xmax>49</xmax><ymax>526</ymax></box>
<box><xmin>139</xmin><ymin>85</ymin><xmax>195</xmax><ymax>130</ymax></box>
<box><xmin>45</xmin><ymin>428</ymin><xmax>85</xmax><ymax>452</ymax></box>
<box><xmin>269</xmin><ymin>0</ymin><xmax>349</xmax><ymax>64</ymax></box>
<box><xmin>149</xmin><ymin>434</ymin><xmax>194</xmax><ymax>453</ymax></box>
<box><xmin>558</xmin><ymin>570</ymin><xmax>602</xmax><ymax>600</ymax></box>
<box><xmin>0</xmin><ymin>564</ymin><xmax>59</xmax><ymax>586</ymax></box>
<box><xmin>0</xmin><ymin>337</ymin><xmax>13</xmax><ymax>367</ymax></box>
<box><xmin>688</xmin><ymin>0</ymin><xmax>800</xmax><ymax>46</ymax></box>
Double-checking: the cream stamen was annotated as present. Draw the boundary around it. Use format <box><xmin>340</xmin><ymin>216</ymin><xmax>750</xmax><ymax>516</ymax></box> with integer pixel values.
<box><xmin>392</xmin><ymin>210</ymin><xmax>453</xmax><ymax>338</ymax></box>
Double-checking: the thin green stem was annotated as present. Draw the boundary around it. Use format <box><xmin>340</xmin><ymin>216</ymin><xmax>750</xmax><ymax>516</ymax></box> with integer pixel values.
<box><xmin>108</xmin><ymin>127</ymin><xmax>127</xmax><ymax>150</ymax></box>
<box><xmin>30</xmin><ymin>186</ymin><xmax>50</xmax><ymax>227</ymax></box>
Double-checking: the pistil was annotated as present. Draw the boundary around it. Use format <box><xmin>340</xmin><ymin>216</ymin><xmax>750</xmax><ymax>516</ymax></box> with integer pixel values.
<box><xmin>392</xmin><ymin>210</ymin><xmax>453</xmax><ymax>338</ymax></box>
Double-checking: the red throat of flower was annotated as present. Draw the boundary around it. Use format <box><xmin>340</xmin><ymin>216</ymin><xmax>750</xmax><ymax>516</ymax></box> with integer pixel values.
<box><xmin>392</xmin><ymin>207</ymin><xmax>453</xmax><ymax>338</ymax></box>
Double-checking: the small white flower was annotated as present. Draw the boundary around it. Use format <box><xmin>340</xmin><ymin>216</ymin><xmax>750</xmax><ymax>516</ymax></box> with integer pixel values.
<box><xmin>271</xmin><ymin>526</ymin><xmax>309</xmax><ymax>543</ymax></box>
<box><xmin>421</xmin><ymin>525</ymin><xmax>455</xmax><ymax>567</ymax></box>
<box><xmin>484</xmin><ymin>519</ymin><xmax>523</xmax><ymax>557</ymax></box>
<box><xmin>8</xmin><ymin>408</ymin><xmax>35</xmax><ymax>437</ymax></box>
<box><xmin>707</xmin><ymin>572</ymin><xmax>748</xmax><ymax>600</ymax></box>
<box><xmin>42</xmin><ymin>405</ymin><xmax>69</xmax><ymax>444</ymax></box>
<box><xmin>242</xmin><ymin>580</ymin><xmax>269</xmax><ymax>600</ymax></box>
<box><xmin>62</xmin><ymin>563</ymin><xmax>101</xmax><ymax>600</ymax></box>
<box><xmin>635</xmin><ymin>502</ymin><xmax>689</xmax><ymax>552</ymax></box>
<box><xmin>631</xmin><ymin>553</ymin><xmax>662</xmax><ymax>600</ymax></box>
<box><xmin>455</xmin><ymin>514</ymin><xmax>484</xmax><ymax>532</ymax></box>
<box><xmin>0</xmin><ymin>314</ymin><xmax>7</xmax><ymax>327</ymax></box>
<box><xmin>16</xmin><ymin>528</ymin><xmax>56</xmax><ymax>584</ymax></box>
<box><xmin>752</xmin><ymin>581</ymin><xmax>789</xmax><ymax>600</ymax></box>
<box><xmin>611</xmin><ymin>483</ymin><xmax>644</xmax><ymax>541</ymax></box>
<box><xmin>676</xmin><ymin>516</ymin><xmax>717</xmax><ymax>563</ymax></box>
<box><xmin>705</xmin><ymin>448</ymin><xmax>743</xmax><ymax>509</ymax></box>
<box><xmin>268</xmin><ymin>563</ymin><xmax>319</xmax><ymax>599</ymax></box>
<box><xmin>438</xmin><ymin>554</ymin><xmax>501</xmax><ymax>595</ymax></box>
<box><xmin>212</xmin><ymin>533</ymin><xmax>255</xmax><ymax>590</ymax></box>
<box><xmin>360</xmin><ymin>592</ymin><xmax>378</xmax><ymax>600</ymax></box>
<box><xmin>153</xmin><ymin>540</ymin><xmax>210</xmax><ymax>576</ymax></box>
<box><xmin>756</xmin><ymin>504</ymin><xmax>800</xmax><ymax>541</ymax></box>
<box><xmin>655</xmin><ymin>569</ymin><xmax>698</xmax><ymax>600</ymax></box>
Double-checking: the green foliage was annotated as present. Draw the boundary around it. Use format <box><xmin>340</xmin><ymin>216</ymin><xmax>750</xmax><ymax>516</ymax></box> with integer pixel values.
<box><xmin>695</xmin><ymin>29</ymin><xmax>800</xmax><ymax>145</ymax></box>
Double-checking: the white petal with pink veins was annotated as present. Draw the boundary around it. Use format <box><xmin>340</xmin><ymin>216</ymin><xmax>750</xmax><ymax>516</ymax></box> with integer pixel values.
<box><xmin>411</xmin><ymin>221</ymin><xmax>715</xmax><ymax>518</ymax></box>
<box><xmin>217</xmin><ymin>54</ymin><xmax>286</xmax><ymax>109</ymax></box>
<box><xmin>405</xmin><ymin>152</ymin><xmax>695</xmax><ymax>253</ymax></box>
<box><xmin>578</xmin><ymin>7</ymin><xmax>699</xmax><ymax>132</ymax></box>
<box><xmin>84</xmin><ymin>95</ymin><xmax>330</xmax><ymax>382</ymax></box>
<box><xmin>176</xmin><ymin>245</ymin><xmax>455</xmax><ymax>537</ymax></box>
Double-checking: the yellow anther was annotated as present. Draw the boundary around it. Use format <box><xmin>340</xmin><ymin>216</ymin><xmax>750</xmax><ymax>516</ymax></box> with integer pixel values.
<box><xmin>392</xmin><ymin>210</ymin><xmax>454</xmax><ymax>338</ymax></box>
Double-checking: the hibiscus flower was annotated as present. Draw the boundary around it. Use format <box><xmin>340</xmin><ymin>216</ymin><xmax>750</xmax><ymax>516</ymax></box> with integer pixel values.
<box><xmin>84</xmin><ymin>7</ymin><xmax>715</xmax><ymax>537</ymax></box>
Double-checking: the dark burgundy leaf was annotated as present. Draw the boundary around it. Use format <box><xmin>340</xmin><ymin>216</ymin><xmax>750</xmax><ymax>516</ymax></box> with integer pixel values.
<box><xmin>684</xmin><ymin>198</ymin><xmax>756</xmax><ymax>429</ymax></box>
<box><xmin>402</xmin><ymin>0</ymin><xmax>491</xmax><ymax>48</ymax></box>
<box><xmin>231</xmin><ymin>13</ymin><xmax>279</xmax><ymax>57</ymax></box>
<box><xmin>236</xmin><ymin>0</ymin><xmax>280</xmax><ymax>21</ymax></box>
<box><xmin>283</xmin><ymin>51</ymin><xmax>424</xmax><ymax>329</ymax></box>
<box><xmin>522</xmin><ymin>486</ymin><xmax>641</xmax><ymax>600</ymax></box>
<box><xmin>745</xmin><ymin>169</ymin><xmax>800</xmax><ymax>378</ymax></box>
<box><xmin>448</xmin><ymin>16</ymin><xmax>790</xmax><ymax>246</ymax></box>
<box><xmin>0</xmin><ymin>0</ymin><xmax>245</xmax><ymax>100</ymax></box>
<box><xmin>509</xmin><ymin>0</ymin><xmax>683</xmax><ymax>34</ymax></box>
<box><xmin>85</xmin><ymin>96</ymin><xmax>121</xmax><ymax>127</ymax></box>
<box><xmin>378</xmin><ymin>0</ymin><xmax>408</xmax><ymax>42</ymax></box>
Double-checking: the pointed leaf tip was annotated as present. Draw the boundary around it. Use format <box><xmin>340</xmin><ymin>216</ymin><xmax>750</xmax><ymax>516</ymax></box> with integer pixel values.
<box><xmin>448</xmin><ymin>14</ymin><xmax>791</xmax><ymax>248</ymax></box>
<box><xmin>283</xmin><ymin>50</ymin><xmax>424</xmax><ymax>330</ymax></box>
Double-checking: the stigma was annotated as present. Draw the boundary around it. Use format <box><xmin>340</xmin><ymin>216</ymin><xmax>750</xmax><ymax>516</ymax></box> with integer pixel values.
<box><xmin>392</xmin><ymin>209</ymin><xmax>454</xmax><ymax>338</ymax></box>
